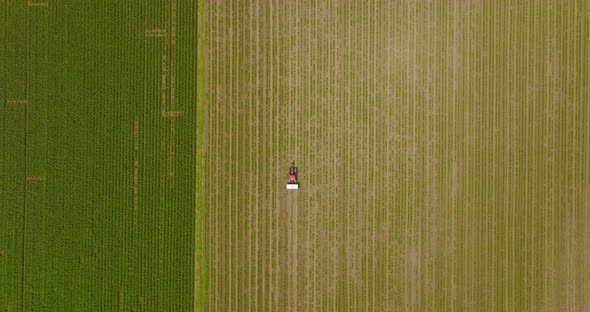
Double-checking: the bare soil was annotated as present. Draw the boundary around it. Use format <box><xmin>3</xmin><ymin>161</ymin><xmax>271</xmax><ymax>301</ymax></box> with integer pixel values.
<box><xmin>203</xmin><ymin>1</ymin><xmax>590</xmax><ymax>311</ymax></box>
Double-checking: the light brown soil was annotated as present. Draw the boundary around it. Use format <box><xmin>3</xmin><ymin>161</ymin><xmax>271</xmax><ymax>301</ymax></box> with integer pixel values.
<box><xmin>27</xmin><ymin>1</ymin><xmax>48</xmax><ymax>7</ymax></box>
<box><xmin>202</xmin><ymin>1</ymin><xmax>590</xmax><ymax>311</ymax></box>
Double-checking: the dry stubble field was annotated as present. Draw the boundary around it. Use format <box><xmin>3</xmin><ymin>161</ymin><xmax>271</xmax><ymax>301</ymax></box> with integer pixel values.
<box><xmin>199</xmin><ymin>1</ymin><xmax>590</xmax><ymax>311</ymax></box>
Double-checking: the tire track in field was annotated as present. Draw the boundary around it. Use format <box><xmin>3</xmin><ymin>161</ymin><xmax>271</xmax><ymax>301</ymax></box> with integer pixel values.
<box><xmin>222</xmin><ymin>3</ymin><xmax>235</xmax><ymax>310</ymax></box>
<box><xmin>247</xmin><ymin>1</ymin><xmax>255</xmax><ymax>310</ymax></box>
<box><xmin>240</xmin><ymin>3</ymin><xmax>250</xmax><ymax>310</ymax></box>
<box><xmin>202</xmin><ymin>1</ymin><xmax>210</xmax><ymax>308</ymax></box>
<box><xmin>372</xmin><ymin>1</ymin><xmax>379</xmax><ymax>308</ymax></box>
<box><xmin>304</xmin><ymin>3</ymin><xmax>313</xmax><ymax>311</ymax></box>
<box><xmin>245</xmin><ymin>1</ymin><xmax>257</xmax><ymax>311</ymax></box>
<box><xmin>282</xmin><ymin>2</ymin><xmax>295</xmax><ymax>310</ymax></box>
<box><xmin>259</xmin><ymin>2</ymin><xmax>269</xmax><ymax>310</ymax></box>
<box><xmin>292</xmin><ymin>2</ymin><xmax>300</xmax><ymax>310</ymax></box>
<box><xmin>231</xmin><ymin>3</ymin><xmax>240</xmax><ymax>310</ymax></box>
<box><xmin>211</xmin><ymin>1</ymin><xmax>220</xmax><ymax>309</ymax></box>
<box><xmin>363</xmin><ymin>3</ymin><xmax>370</xmax><ymax>306</ymax></box>
<box><xmin>253</xmin><ymin>2</ymin><xmax>261</xmax><ymax>310</ymax></box>
<box><xmin>266</xmin><ymin>1</ymin><xmax>279</xmax><ymax>311</ymax></box>
<box><xmin>293</xmin><ymin>1</ymin><xmax>302</xmax><ymax>310</ymax></box>
<box><xmin>289</xmin><ymin>192</ymin><xmax>298</xmax><ymax>312</ymax></box>
<box><xmin>345</xmin><ymin>1</ymin><xmax>353</xmax><ymax>309</ymax></box>
<box><xmin>283</xmin><ymin>1</ymin><xmax>291</xmax><ymax>310</ymax></box>
<box><xmin>382</xmin><ymin>1</ymin><xmax>393</xmax><ymax>309</ymax></box>
<box><xmin>216</xmin><ymin>3</ymin><xmax>225</xmax><ymax>309</ymax></box>
<box><xmin>226</xmin><ymin>1</ymin><xmax>234</xmax><ymax>309</ymax></box>
<box><xmin>331</xmin><ymin>1</ymin><xmax>345</xmax><ymax>309</ymax></box>
<box><xmin>274</xmin><ymin>2</ymin><xmax>285</xmax><ymax>310</ymax></box>
<box><xmin>271</xmin><ymin>1</ymin><xmax>280</xmax><ymax>310</ymax></box>
<box><xmin>346</xmin><ymin>1</ymin><xmax>353</xmax><ymax>308</ymax></box>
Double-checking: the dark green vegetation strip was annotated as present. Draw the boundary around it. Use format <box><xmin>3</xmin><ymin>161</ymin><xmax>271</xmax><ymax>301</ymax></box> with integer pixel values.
<box><xmin>1</xmin><ymin>1</ymin><xmax>197</xmax><ymax>310</ymax></box>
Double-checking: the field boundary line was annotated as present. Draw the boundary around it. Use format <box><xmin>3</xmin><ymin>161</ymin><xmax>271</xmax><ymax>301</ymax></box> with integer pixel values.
<box><xmin>195</xmin><ymin>0</ymin><xmax>207</xmax><ymax>310</ymax></box>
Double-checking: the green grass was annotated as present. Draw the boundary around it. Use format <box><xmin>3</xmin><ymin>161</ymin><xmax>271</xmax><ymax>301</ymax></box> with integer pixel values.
<box><xmin>1</xmin><ymin>1</ymin><xmax>198</xmax><ymax>310</ymax></box>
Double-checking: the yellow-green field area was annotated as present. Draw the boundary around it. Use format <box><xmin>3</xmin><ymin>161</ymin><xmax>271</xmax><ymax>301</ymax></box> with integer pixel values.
<box><xmin>201</xmin><ymin>1</ymin><xmax>590</xmax><ymax>311</ymax></box>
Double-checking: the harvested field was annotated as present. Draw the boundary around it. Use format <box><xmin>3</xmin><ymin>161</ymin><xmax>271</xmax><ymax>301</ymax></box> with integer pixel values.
<box><xmin>200</xmin><ymin>1</ymin><xmax>590</xmax><ymax>311</ymax></box>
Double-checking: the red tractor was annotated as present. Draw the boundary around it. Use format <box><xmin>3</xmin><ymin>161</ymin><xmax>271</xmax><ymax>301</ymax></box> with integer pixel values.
<box><xmin>286</xmin><ymin>162</ymin><xmax>299</xmax><ymax>190</ymax></box>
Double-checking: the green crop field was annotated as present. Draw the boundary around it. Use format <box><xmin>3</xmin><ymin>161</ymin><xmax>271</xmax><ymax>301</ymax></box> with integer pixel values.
<box><xmin>1</xmin><ymin>1</ymin><xmax>198</xmax><ymax>311</ymax></box>
<box><xmin>3</xmin><ymin>1</ymin><xmax>590</xmax><ymax>312</ymax></box>
<box><xmin>201</xmin><ymin>0</ymin><xmax>590</xmax><ymax>311</ymax></box>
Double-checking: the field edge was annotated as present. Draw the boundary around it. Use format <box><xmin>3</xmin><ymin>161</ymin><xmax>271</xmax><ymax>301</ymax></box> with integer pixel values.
<box><xmin>195</xmin><ymin>0</ymin><xmax>207</xmax><ymax>310</ymax></box>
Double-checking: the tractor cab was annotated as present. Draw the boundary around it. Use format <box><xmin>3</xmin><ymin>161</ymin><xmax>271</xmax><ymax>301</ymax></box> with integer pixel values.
<box><xmin>286</xmin><ymin>162</ymin><xmax>299</xmax><ymax>190</ymax></box>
